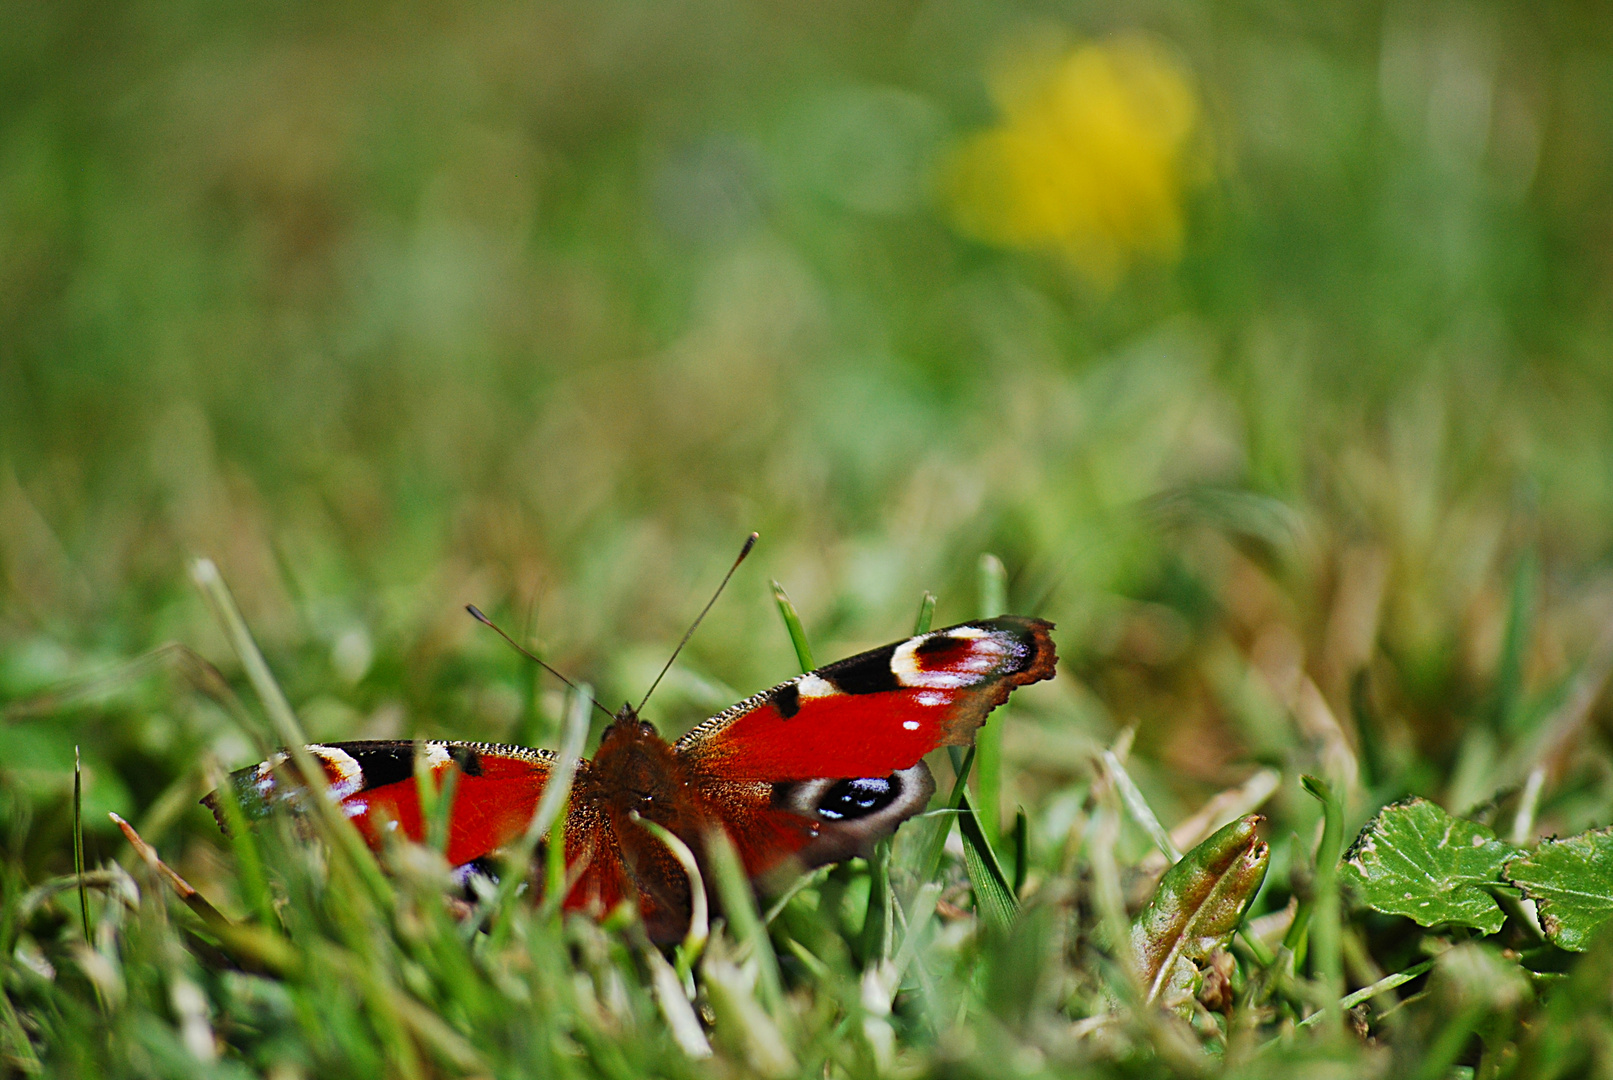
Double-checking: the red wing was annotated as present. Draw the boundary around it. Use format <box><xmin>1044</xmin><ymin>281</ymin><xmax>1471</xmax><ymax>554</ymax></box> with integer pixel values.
<box><xmin>203</xmin><ymin>740</ymin><xmax>553</xmax><ymax>868</ymax></box>
<box><xmin>675</xmin><ymin>616</ymin><xmax>1056</xmax><ymax>781</ymax></box>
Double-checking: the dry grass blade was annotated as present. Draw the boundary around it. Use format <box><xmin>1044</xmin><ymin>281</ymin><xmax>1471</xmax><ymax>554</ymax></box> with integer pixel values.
<box><xmin>108</xmin><ymin>812</ymin><xmax>231</xmax><ymax>932</ymax></box>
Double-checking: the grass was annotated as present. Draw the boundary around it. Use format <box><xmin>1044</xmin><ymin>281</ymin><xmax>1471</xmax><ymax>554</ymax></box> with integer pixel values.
<box><xmin>6</xmin><ymin>542</ymin><xmax>1613</xmax><ymax>1078</ymax></box>
<box><xmin>6</xmin><ymin>0</ymin><xmax>1613</xmax><ymax>1074</ymax></box>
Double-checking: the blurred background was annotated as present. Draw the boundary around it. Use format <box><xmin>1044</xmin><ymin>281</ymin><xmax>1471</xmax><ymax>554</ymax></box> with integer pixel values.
<box><xmin>3</xmin><ymin>0</ymin><xmax>1613</xmax><ymax>876</ymax></box>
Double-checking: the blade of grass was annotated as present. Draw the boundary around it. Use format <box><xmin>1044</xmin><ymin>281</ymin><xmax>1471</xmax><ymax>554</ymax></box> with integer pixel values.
<box><xmin>110</xmin><ymin>812</ymin><xmax>300</xmax><ymax>975</ymax></box>
<box><xmin>73</xmin><ymin>747</ymin><xmax>89</xmax><ymax>945</ymax></box>
<box><xmin>702</xmin><ymin>936</ymin><xmax>796</xmax><ymax>1078</ymax></box>
<box><xmin>1302</xmin><ymin>774</ymin><xmax>1345</xmax><ymax>1035</ymax></box>
<box><xmin>763</xmin><ymin>865</ymin><xmax>830</xmax><ymax>928</ymax></box>
<box><xmin>1102</xmin><ymin>748</ymin><xmax>1182</xmax><ymax>863</ymax></box>
<box><xmin>1280</xmin><ymin>830</ymin><xmax>1313</xmax><ymax>973</ymax></box>
<box><xmin>859</xmin><ymin>837</ymin><xmax>893</xmax><ymax>963</ymax></box>
<box><xmin>1086</xmin><ymin>803</ymin><xmax>1140</xmax><ymax>999</ymax></box>
<box><xmin>1491</xmin><ymin>549</ymin><xmax>1536</xmax><ymax>738</ymax></box>
<box><xmin>191</xmin><ymin>558</ymin><xmax>393</xmax><ymax>906</ymax></box>
<box><xmin>484</xmin><ymin>684</ymin><xmax>591</xmax><ymax>942</ymax></box>
<box><xmin>1511</xmin><ymin>765</ymin><xmax>1547</xmax><ymax>846</ymax></box>
<box><xmin>916</xmin><ymin>746</ymin><xmax>975</xmax><ymax>884</ymax></box>
<box><xmin>642</xmin><ymin>943</ymin><xmax>714</xmax><ymax>1059</ymax></box>
<box><xmin>204</xmin><ymin>762</ymin><xmax>276</xmax><ymax>929</ymax></box>
<box><xmin>913</xmin><ymin>591</ymin><xmax>936</xmax><ymax>635</ymax></box>
<box><xmin>704</xmin><ymin>826</ymin><xmax>787</xmax><ymax>1027</ymax></box>
<box><xmin>1011</xmin><ymin>807</ymin><xmax>1029</xmax><ymax>896</ymax></box>
<box><xmin>417</xmin><ymin>744</ymin><xmax>459</xmax><ymax>856</ymax></box>
<box><xmin>110</xmin><ymin>812</ymin><xmax>232</xmax><ymax>934</ymax></box>
<box><xmin>630</xmin><ymin>812</ymin><xmax>709</xmax><ymax>966</ymax></box>
<box><xmin>956</xmin><ymin>788</ymin><xmax>1018</xmax><ymax>932</ymax></box>
<box><xmin>771</xmin><ymin>580</ymin><xmax>814</xmax><ymax>673</ymax></box>
<box><xmin>975</xmin><ymin>554</ymin><xmax>1007</xmax><ymax>839</ymax></box>
<box><xmin>545</xmin><ymin>794</ymin><xmax>566</xmax><ymax>922</ymax></box>
<box><xmin>1294</xmin><ymin>959</ymin><xmax>1435</xmax><ymax>1029</ymax></box>
<box><xmin>0</xmin><ymin>983</ymin><xmax>41</xmax><ymax>1075</ymax></box>
<box><xmin>1136</xmin><ymin>767</ymin><xmax>1281</xmax><ymax>879</ymax></box>
<box><xmin>978</xmin><ymin>552</ymin><xmax>1008</xmax><ymax>619</ymax></box>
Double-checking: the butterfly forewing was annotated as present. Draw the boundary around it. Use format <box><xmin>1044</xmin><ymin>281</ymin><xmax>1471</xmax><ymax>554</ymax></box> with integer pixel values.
<box><xmin>674</xmin><ymin>616</ymin><xmax>1056</xmax><ymax>780</ymax></box>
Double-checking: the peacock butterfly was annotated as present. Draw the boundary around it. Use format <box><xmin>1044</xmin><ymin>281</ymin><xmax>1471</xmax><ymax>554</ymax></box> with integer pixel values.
<box><xmin>205</xmin><ymin>599</ymin><xmax>1056</xmax><ymax>943</ymax></box>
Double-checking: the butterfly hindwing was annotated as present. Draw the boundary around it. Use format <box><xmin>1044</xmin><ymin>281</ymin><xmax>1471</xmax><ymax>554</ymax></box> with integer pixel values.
<box><xmin>204</xmin><ymin>740</ymin><xmax>554</xmax><ymax>868</ymax></box>
<box><xmin>691</xmin><ymin>762</ymin><xmax>938</xmax><ymax>886</ymax></box>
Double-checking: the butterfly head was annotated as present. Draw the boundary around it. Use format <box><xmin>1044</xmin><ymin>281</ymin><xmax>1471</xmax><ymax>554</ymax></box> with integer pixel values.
<box><xmin>592</xmin><ymin>705</ymin><xmax>684</xmax><ymax>821</ymax></box>
<box><xmin>608</xmin><ymin>703</ymin><xmax>657</xmax><ymax>737</ymax></box>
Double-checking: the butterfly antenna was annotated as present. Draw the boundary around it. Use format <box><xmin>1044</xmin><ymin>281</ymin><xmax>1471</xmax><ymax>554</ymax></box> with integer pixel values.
<box><xmin>636</xmin><ymin>532</ymin><xmax>758</xmax><ymax>714</ymax></box>
<box><xmin>465</xmin><ymin>605</ymin><xmax>615</xmax><ymax>722</ymax></box>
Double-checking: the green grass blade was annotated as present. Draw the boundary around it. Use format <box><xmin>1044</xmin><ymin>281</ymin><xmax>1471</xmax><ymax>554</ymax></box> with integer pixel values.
<box><xmin>1302</xmin><ymin>774</ymin><xmax>1345</xmax><ymax>1034</ymax></box>
<box><xmin>1492</xmin><ymin>548</ymin><xmax>1537</xmax><ymax>738</ymax></box>
<box><xmin>913</xmin><ymin>591</ymin><xmax>936</xmax><ymax>635</ymax></box>
<box><xmin>1294</xmin><ymin>958</ymin><xmax>1436</xmax><ymax>1029</ymax></box>
<box><xmin>642</xmin><ymin>943</ymin><xmax>713</xmax><ymax>1059</ymax></box>
<box><xmin>73</xmin><ymin>747</ymin><xmax>89</xmax><ymax>944</ymax></box>
<box><xmin>859</xmin><ymin>837</ymin><xmax>892</xmax><ymax>963</ymax></box>
<box><xmin>916</xmin><ymin>746</ymin><xmax>976</xmax><ymax>884</ymax></box>
<box><xmin>1011</xmin><ymin>807</ymin><xmax>1029</xmax><ymax>896</ymax></box>
<box><xmin>545</xmin><ymin>796</ymin><xmax>567</xmax><ymax>921</ymax></box>
<box><xmin>956</xmin><ymin>788</ymin><xmax>1018</xmax><ymax>932</ymax></box>
<box><xmin>205</xmin><ymin>762</ymin><xmax>276</xmax><ymax>929</ymax></box>
<box><xmin>978</xmin><ymin>553</ymin><xmax>1008</xmax><ymax>618</ymax></box>
<box><xmin>630</xmin><ymin>812</ymin><xmax>709</xmax><ymax>963</ymax></box>
<box><xmin>976</xmin><ymin>555</ymin><xmax>1008</xmax><ymax>839</ymax></box>
<box><xmin>704</xmin><ymin>826</ymin><xmax>786</xmax><ymax>1025</ymax></box>
<box><xmin>418</xmin><ymin>742</ymin><xmax>460</xmax><ymax>856</ymax></box>
<box><xmin>191</xmin><ymin>558</ymin><xmax>394</xmax><ymax>906</ymax></box>
<box><xmin>490</xmin><ymin>684</ymin><xmax>591</xmax><ymax>939</ymax></box>
<box><xmin>1103</xmin><ymin>749</ymin><xmax>1182</xmax><ymax>863</ymax></box>
<box><xmin>771</xmin><ymin>580</ymin><xmax>814</xmax><ymax>673</ymax></box>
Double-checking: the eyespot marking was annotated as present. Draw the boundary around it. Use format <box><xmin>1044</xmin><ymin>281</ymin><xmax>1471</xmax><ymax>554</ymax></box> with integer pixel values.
<box><xmin>814</xmin><ymin>775</ymin><xmax>900</xmax><ymax>822</ymax></box>
<box><xmin>891</xmin><ymin>633</ymin><xmax>1009</xmax><ymax>689</ymax></box>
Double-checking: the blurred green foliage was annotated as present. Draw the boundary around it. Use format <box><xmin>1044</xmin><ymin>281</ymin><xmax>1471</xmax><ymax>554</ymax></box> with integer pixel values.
<box><xmin>5</xmin><ymin>0</ymin><xmax>1613</xmax><ymax>1074</ymax></box>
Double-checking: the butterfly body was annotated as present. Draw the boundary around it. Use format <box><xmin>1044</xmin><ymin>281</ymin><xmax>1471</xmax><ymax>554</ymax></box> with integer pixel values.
<box><xmin>207</xmin><ymin>615</ymin><xmax>1056</xmax><ymax>941</ymax></box>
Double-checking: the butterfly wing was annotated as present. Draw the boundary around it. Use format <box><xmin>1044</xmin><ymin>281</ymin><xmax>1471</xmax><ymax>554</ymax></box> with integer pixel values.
<box><xmin>203</xmin><ymin>740</ymin><xmax>554</xmax><ymax>868</ymax></box>
<box><xmin>204</xmin><ymin>739</ymin><xmax>662</xmax><ymax>925</ymax></box>
<box><xmin>675</xmin><ymin>615</ymin><xmax>1056</xmax><ymax>878</ymax></box>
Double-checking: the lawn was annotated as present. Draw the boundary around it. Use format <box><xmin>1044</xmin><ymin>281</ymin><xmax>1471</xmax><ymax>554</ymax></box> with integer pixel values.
<box><xmin>4</xmin><ymin>0</ymin><xmax>1613</xmax><ymax>1076</ymax></box>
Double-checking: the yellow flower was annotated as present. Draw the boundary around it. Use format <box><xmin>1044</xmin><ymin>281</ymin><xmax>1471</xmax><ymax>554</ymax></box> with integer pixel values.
<box><xmin>942</xmin><ymin>35</ymin><xmax>1201</xmax><ymax>287</ymax></box>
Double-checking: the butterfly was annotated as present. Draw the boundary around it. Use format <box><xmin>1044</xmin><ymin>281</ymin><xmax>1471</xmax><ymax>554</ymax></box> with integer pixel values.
<box><xmin>206</xmin><ymin>614</ymin><xmax>1056</xmax><ymax>943</ymax></box>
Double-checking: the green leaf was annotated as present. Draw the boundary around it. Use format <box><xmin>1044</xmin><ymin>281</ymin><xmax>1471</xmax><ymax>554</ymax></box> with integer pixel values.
<box><xmin>1130</xmin><ymin>815</ymin><xmax>1269</xmax><ymax>1004</ymax></box>
<box><xmin>1341</xmin><ymin>798</ymin><xmax>1517</xmax><ymax>934</ymax></box>
<box><xmin>1505</xmin><ymin>827</ymin><xmax>1613</xmax><ymax>951</ymax></box>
